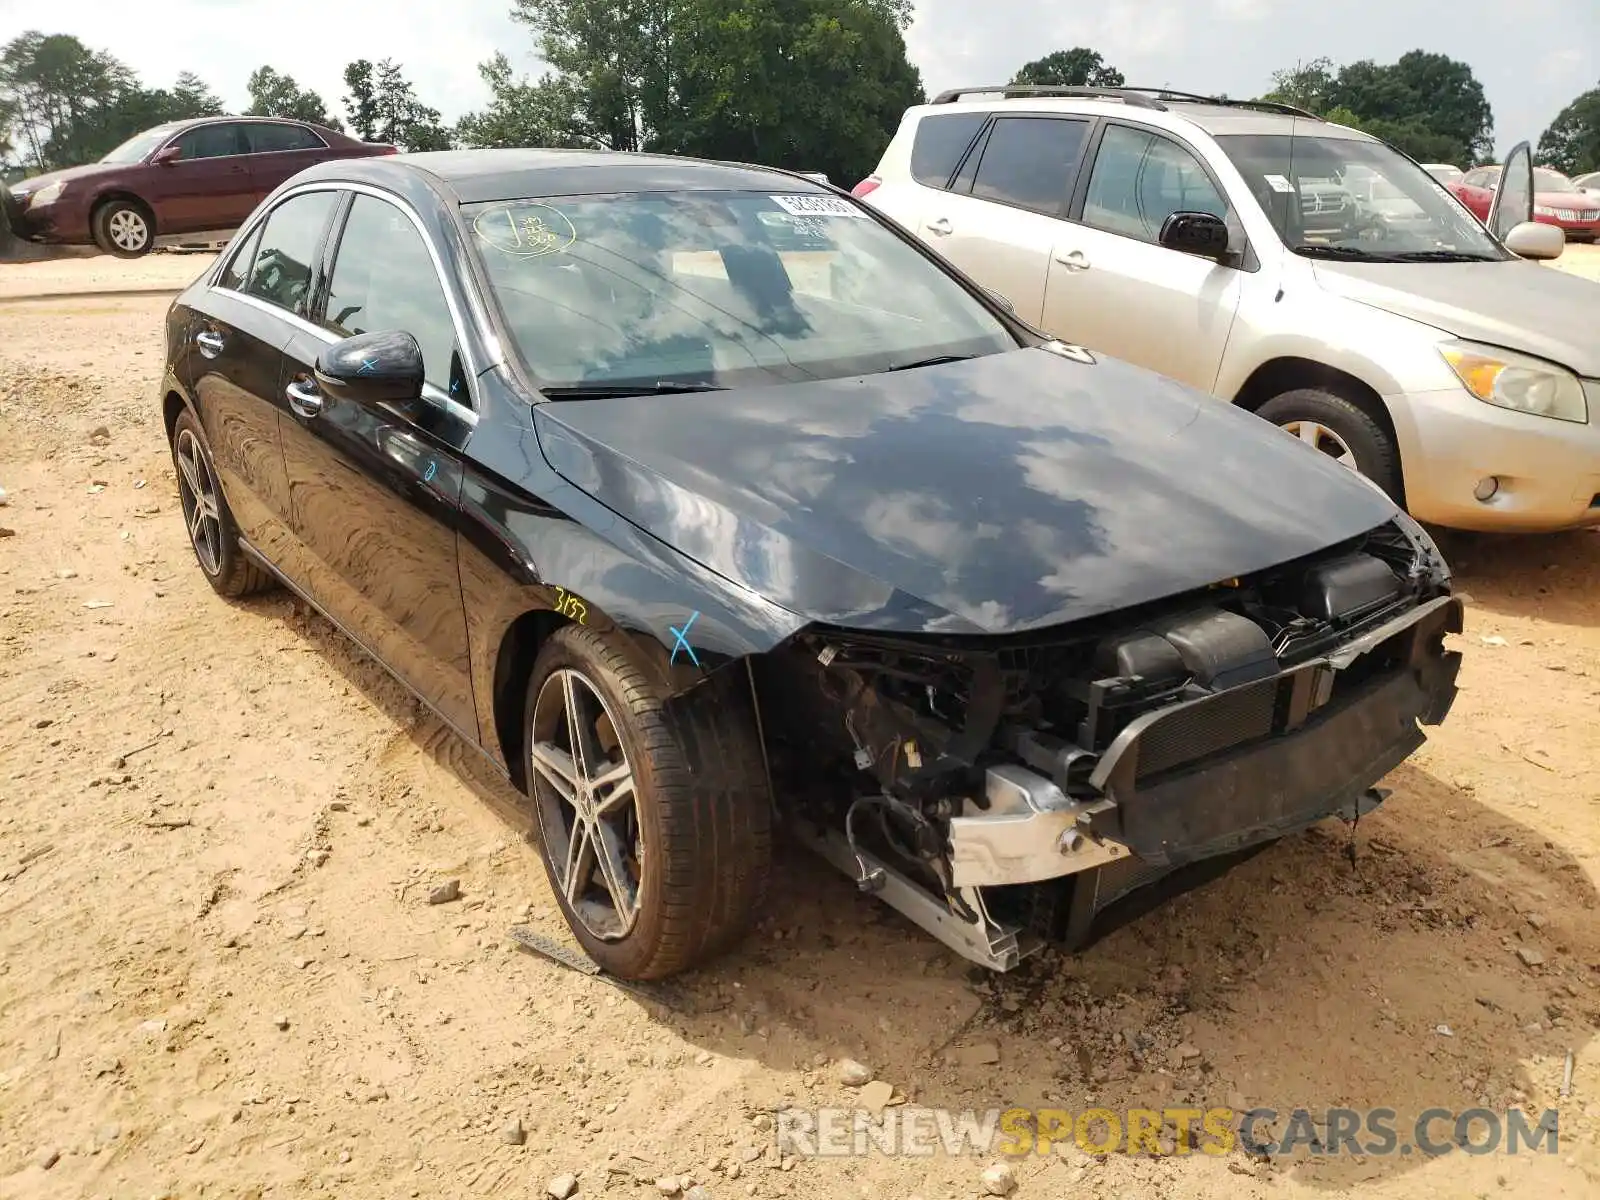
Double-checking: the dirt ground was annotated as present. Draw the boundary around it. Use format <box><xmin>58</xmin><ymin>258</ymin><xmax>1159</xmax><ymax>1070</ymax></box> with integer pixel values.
<box><xmin>2</xmin><ymin>245</ymin><xmax>1600</xmax><ymax>1200</ymax></box>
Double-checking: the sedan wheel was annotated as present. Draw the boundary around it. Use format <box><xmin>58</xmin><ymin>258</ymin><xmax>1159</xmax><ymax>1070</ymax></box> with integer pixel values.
<box><xmin>175</xmin><ymin>427</ymin><xmax>223</xmax><ymax>577</ymax></box>
<box><xmin>168</xmin><ymin>408</ymin><xmax>275</xmax><ymax>598</ymax></box>
<box><xmin>530</xmin><ymin>667</ymin><xmax>642</xmax><ymax>940</ymax></box>
<box><xmin>522</xmin><ymin>624</ymin><xmax>773</xmax><ymax>980</ymax></box>
<box><xmin>92</xmin><ymin>199</ymin><xmax>154</xmax><ymax>258</ymax></box>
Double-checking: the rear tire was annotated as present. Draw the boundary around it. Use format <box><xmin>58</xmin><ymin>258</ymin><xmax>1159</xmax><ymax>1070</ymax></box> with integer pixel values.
<box><xmin>1256</xmin><ymin>387</ymin><xmax>1402</xmax><ymax>502</ymax></box>
<box><xmin>524</xmin><ymin>624</ymin><xmax>772</xmax><ymax>980</ymax></box>
<box><xmin>170</xmin><ymin>409</ymin><xmax>275</xmax><ymax>598</ymax></box>
<box><xmin>92</xmin><ymin>198</ymin><xmax>154</xmax><ymax>257</ymax></box>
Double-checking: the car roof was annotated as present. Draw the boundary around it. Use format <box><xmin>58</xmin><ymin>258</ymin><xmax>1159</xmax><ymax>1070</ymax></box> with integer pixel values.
<box><xmin>915</xmin><ymin>89</ymin><xmax>1377</xmax><ymax>141</ymax></box>
<box><xmin>290</xmin><ymin>148</ymin><xmax>831</xmax><ymax>204</ymax></box>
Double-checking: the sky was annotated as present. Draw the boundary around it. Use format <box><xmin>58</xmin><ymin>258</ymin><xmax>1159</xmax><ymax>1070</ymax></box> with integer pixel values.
<box><xmin>1</xmin><ymin>0</ymin><xmax>1595</xmax><ymax>161</ymax></box>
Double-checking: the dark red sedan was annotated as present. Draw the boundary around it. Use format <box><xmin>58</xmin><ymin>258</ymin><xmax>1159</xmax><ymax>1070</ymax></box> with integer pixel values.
<box><xmin>5</xmin><ymin>117</ymin><xmax>396</xmax><ymax>257</ymax></box>
<box><xmin>1449</xmin><ymin>164</ymin><xmax>1600</xmax><ymax>243</ymax></box>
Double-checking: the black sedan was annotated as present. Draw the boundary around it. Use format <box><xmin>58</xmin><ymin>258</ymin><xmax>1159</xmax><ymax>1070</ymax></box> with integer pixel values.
<box><xmin>160</xmin><ymin>149</ymin><xmax>1462</xmax><ymax>980</ymax></box>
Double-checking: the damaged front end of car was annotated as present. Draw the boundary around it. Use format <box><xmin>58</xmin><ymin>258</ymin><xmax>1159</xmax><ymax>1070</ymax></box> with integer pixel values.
<box><xmin>749</xmin><ymin>514</ymin><xmax>1462</xmax><ymax>970</ymax></box>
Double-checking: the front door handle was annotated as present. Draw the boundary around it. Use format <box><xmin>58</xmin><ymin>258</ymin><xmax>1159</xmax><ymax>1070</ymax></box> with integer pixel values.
<box><xmin>195</xmin><ymin>330</ymin><xmax>224</xmax><ymax>358</ymax></box>
<box><xmin>1054</xmin><ymin>249</ymin><xmax>1092</xmax><ymax>271</ymax></box>
<box><xmin>285</xmin><ymin>377</ymin><xmax>323</xmax><ymax>419</ymax></box>
<box><xmin>926</xmin><ymin>217</ymin><xmax>953</xmax><ymax>236</ymax></box>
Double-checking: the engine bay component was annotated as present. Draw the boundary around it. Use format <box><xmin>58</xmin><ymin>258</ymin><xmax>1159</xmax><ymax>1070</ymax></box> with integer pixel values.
<box><xmin>1140</xmin><ymin>605</ymin><xmax>1278</xmax><ymax>689</ymax></box>
<box><xmin>1299</xmin><ymin>553</ymin><xmax>1404</xmax><ymax>621</ymax></box>
<box><xmin>946</xmin><ymin>764</ymin><xmax>1126</xmax><ymax>887</ymax></box>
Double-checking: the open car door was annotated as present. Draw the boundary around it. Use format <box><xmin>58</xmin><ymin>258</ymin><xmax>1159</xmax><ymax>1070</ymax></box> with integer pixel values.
<box><xmin>1486</xmin><ymin>141</ymin><xmax>1533</xmax><ymax>240</ymax></box>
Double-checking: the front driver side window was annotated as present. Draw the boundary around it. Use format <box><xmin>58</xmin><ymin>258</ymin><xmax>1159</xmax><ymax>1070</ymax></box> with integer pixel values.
<box><xmin>176</xmin><ymin>123</ymin><xmax>246</xmax><ymax>160</ymax></box>
<box><xmin>1083</xmin><ymin>125</ymin><xmax>1229</xmax><ymax>245</ymax></box>
<box><xmin>240</xmin><ymin>190</ymin><xmax>338</xmax><ymax>317</ymax></box>
<box><xmin>323</xmin><ymin>194</ymin><xmax>459</xmax><ymax>396</ymax></box>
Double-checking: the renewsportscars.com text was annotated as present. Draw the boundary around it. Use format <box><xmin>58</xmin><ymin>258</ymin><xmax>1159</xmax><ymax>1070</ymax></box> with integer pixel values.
<box><xmin>775</xmin><ymin>1105</ymin><xmax>1560</xmax><ymax>1158</ymax></box>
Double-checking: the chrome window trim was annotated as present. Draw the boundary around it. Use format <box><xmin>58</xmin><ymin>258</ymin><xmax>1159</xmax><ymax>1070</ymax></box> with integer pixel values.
<box><xmin>211</xmin><ymin>181</ymin><xmax>480</xmax><ymax>428</ymax></box>
<box><xmin>159</xmin><ymin>119</ymin><xmax>330</xmax><ymax>163</ymax></box>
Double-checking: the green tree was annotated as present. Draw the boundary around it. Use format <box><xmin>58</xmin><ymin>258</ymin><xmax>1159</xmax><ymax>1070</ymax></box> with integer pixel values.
<box><xmin>1537</xmin><ymin>83</ymin><xmax>1600</xmax><ymax>175</ymax></box>
<box><xmin>1325</xmin><ymin>51</ymin><xmax>1492</xmax><ymax>165</ymax></box>
<box><xmin>456</xmin><ymin>53</ymin><xmax>591</xmax><ymax>148</ymax></box>
<box><xmin>504</xmin><ymin>0</ymin><xmax>922</xmax><ymax>184</ymax></box>
<box><xmin>342</xmin><ymin>58</ymin><xmax>449</xmax><ymax>149</ymax></box>
<box><xmin>1260</xmin><ymin>57</ymin><xmax>1335</xmax><ymax>112</ymax></box>
<box><xmin>0</xmin><ymin>31</ymin><xmax>138</xmax><ymax>167</ymax></box>
<box><xmin>246</xmin><ymin>66</ymin><xmax>341</xmax><ymax>130</ymax></box>
<box><xmin>1010</xmin><ymin>47</ymin><xmax>1124</xmax><ymax>89</ymax></box>
<box><xmin>171</xmin><ymin>71</ymin><xmax>224</xmax><ymax>117</ymax></box>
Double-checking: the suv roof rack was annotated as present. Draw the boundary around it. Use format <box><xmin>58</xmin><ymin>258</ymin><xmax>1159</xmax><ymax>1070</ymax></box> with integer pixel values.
<box><xmin>928</xmin><ymin>85</ymin><xmax>1168</xmax><ymax>110</ymax></box>
<box><xmin>1124</xmin><ymin>87</ymin><xmax>1323</xmax><ymax>120</ymax></box>
<box><xmin>927</xmin><ymin>84</ymin><xmax>1322</xmax><ymax>122</ymax></box>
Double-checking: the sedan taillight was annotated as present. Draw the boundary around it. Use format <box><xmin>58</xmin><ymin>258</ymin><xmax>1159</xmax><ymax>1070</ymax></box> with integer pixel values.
<box><xmin>851</xmin><ymin>176</ymin><xmax>882</xmax><ymax>198</ymax></box>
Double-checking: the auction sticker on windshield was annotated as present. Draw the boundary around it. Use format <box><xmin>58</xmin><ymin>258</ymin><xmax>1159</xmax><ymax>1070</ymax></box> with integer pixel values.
<box><xmin>770</xmin><ymin>194</ymin><xmax>868</xmax><ymax>218</ymax></box>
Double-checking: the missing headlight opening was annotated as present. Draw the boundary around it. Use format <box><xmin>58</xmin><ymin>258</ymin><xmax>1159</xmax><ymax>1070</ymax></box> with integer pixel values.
<box><xmin>744</xmin><ymin>517</ymin><xmax>1461</xmax><ymax>972</ymax></box>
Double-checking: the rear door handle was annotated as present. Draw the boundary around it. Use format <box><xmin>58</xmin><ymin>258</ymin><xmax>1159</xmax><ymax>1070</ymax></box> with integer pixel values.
<box><xmin>195</xmin><ymin>330</ymin><xmax>224</xmax><ymax>357</ymax></box>
<box><xmin>926</xmin><ymin>217</ymin><xmax>952</xmax><ymax>236</ymax></box>
<box><xmin>285</xmin><ymin>377</ymin><xmax>323</xmax><ymax>419</ymax></box>
<box><xmin>1054</xmin><ymin>249</ymin><xmax>1091</xmax><ymax>271</ymax></box>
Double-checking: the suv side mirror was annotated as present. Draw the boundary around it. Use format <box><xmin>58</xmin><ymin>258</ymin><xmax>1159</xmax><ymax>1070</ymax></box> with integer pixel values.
<box><xmin>314</xmin><ymin>330</ymin><xmax>424</xmax><ymax>406</ymax></box>
<box><xmin>1158</xmin><ymin>211</ymin><xmax>1231</xmax><ymax>260</ymax></box>
<box><xmin>1502</xmin><ymin>220</ymin><xmax>1565</xmax><ymax>260</ymax></box>
<box><xmin>151</xmin><ymin>145</ymin><xmax>181</xmax><ymax>166</ymax></box>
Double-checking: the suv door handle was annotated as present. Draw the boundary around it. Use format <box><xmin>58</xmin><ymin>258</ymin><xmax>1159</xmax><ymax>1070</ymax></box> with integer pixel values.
<box><xmin>195</xmin><ymin>330</ymin><xmax>224</xmax><ymax>358</ymax></box>
<box><xmin>926</xmin><ymin>217</ymin><xmax>953</xmax><ymax>236</ymax></box>
<box><xmin>285</xmin><ymin>377</ymin><xmax>323</xmax><ymax>419</ymax></box>
<box><xmin>1054</xmin><ymin>249</ymin><xmax>1091</xmax><ymax>271</ymax></box>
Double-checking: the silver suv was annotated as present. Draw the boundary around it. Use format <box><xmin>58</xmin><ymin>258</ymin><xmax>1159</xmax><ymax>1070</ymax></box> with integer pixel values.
<box><xmin>858</xmin><ymin>86</ymin><xmax>1600</xmax><ymax>533</ymax></box>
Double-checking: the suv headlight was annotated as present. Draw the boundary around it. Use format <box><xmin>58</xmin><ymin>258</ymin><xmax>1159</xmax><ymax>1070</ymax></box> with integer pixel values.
<box><xmin>27</xmin><ymin>180</ymin><xmax>64</xmax><ymax>207</ymax></box>
<box><xmin>1438</xmin><ymin>339</ymin><xmax>1588</xmax><ymax>424</ymax></box>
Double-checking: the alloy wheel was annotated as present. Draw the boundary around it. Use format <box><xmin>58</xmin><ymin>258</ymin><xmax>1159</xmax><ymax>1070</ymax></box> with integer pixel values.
<box><xmin>174</xmin><ymin>428</ymin><xmax>222</xmax><ymax>576</ymax></box>
<box><xmin>1281</xmin><ymin>419</ymin><xmax>1358</xmax><ymax>469</ymax></box>
<box><xmin>530</xmin><ymin>668</ymin><xmax>642</xmax><ymax>940</ymax></box>
<box><xmin>107</xmin><ymin>208</ymin><xmax>149</xmax><ymax>253</ymax></box>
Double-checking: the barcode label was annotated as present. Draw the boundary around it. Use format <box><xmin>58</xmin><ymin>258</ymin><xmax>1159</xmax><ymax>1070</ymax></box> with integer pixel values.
<box><xmin>769</xmin><ymin>194</ymin><xmax>868</xmax><ymax>218</ymax></box>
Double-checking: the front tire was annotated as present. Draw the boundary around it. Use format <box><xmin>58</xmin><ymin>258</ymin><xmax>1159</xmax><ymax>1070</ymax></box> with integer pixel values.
<box><xmin>524</xmin><ymin>624</ymin><xmax>772</xmax><ymax>980</ymax></box>
<box><xmin>92</xmin><ymin>198</ymin><xmax>154</xmax><ymax>257</ymax></box>
<box><xmin>171</xmin><ymin>409</ymin><xmax>275</xmax><ymax>598</ymax></box>
<box><xmin>1257</xmin><ymin>387</ymin><xmax>1402</xmax><ymax>502</ymax></box>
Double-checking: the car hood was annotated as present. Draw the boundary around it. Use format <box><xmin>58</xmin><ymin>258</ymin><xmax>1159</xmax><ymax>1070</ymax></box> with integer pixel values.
<box><xmin>8</xmin><ymin>162</ymin><xmax>120</xmax><ymax>194</ymax></box>
<box><xmin>1313</xmin><ymin>259</ymin><xmax>1600</xmax><ymax>377</ymax></box>
<box><xmin>531</xmin><ymin>348</ymin><xmax>1397</xmax><ymax>636</ymax></box>
<box><xmin>1536</xmin><ymin>191</ymin><xmax>1598</xmax><ymax>210</ymax></box>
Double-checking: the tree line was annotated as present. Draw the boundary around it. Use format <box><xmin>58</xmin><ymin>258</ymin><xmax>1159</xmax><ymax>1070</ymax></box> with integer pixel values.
<box><xmin>4</xmin><ymin>14</ymin><xmax>1598</xmax><ymax>190</ymax></box>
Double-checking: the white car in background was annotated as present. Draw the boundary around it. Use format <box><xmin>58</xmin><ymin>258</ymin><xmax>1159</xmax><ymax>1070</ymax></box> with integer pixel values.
<box><xmin>1576</xmin><ymin>171</ymin><xmax>1600</xmax><ymax>199</ymax></box>
<box><xmin>855</xmin><ymin>85</ymin><xmax>1600</xmax><ymax>533</ymax></box>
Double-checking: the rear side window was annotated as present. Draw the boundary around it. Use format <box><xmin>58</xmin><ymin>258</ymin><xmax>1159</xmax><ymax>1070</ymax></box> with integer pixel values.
<box><xmin>970</xmin><ymin>117</ymin><xmax>1089</xmax><ymax>217</ymax></box>
<box><xmin>247</xmin><ymin>123</ymin><xmax>326</xmax><ymax>153</ymax></box>
<box><xmin>240</xmin><ymin>190</ymin><xmax>338</xmax><ymax>317</ymax></box>
<box><xmin>910</xmin><ymin>113</ymin><xmax>986</xmax><ymax>188</ymax></box>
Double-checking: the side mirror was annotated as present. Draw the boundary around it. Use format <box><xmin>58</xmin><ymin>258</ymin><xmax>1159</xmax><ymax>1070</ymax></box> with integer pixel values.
<box><xmin>1158</xmin><ymin>211</ymin><xmax>1231</xmax><ymax>260</ymax></box>
<box><xmin>151</xmin><ymin>145</ymin><xmax>181</xmax><ymax>166</ymax></box>
<box><xmin>1502</xmin><ymin>220</ymin><xmax>1565</xmax><ymax>260</ymax></box>
<box><xmin>313</xmin><ymin>330</ymin><xmax>424</xmax><ymax>406</ymax></box>
<box><xmin>984</xmin><ymin>287</ymin><xmax>1015</xmax><ymax>313</ymax></box>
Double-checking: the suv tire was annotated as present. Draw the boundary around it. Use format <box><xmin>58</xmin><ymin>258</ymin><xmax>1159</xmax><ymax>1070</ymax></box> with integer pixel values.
<box><xmin>92</xmin><ymin>198</ymin><xmax>155</xmax><ymax>258</ymax></box>
<box><xmin>523</xmin><ymin>624</ymin><xmax>772</xmax><ymax>979</ymax></box>
<box><xmin>1257</xmin><ymin>388</ymin><xmax>1402</xmax><ymax>502</ymax></box>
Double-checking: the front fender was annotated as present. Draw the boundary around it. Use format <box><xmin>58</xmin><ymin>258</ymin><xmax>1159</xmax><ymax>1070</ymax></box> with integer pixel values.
<box><xmin>459</xmin><ymin>460</ymin><xmax>806</xmax><ymax>764</ymax></box>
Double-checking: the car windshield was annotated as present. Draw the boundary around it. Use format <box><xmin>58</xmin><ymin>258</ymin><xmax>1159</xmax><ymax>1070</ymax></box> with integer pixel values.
<box><xmin>1214</xmin><ymin>133</ymin><xmax>1508</xmax><ymax>261</ymax></box>
<box><xmin>99</xmin><ymin>125</ymin><xmax>179</xmax><ymax>165</ymax></box>
<box><xmin>1534</xmin><ymin>169</ymin><xmax>1577</xmax><ymax>193</ymax></box>
<box><xmin>463</xmin><ymin>190</ymin><xmax>1017</xmax><ymax>391</ymax></box>
<box><xmin>1425</xmin><ymin>166</ymin><xmax>1461</xmax><ymax>182</ymax></box>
